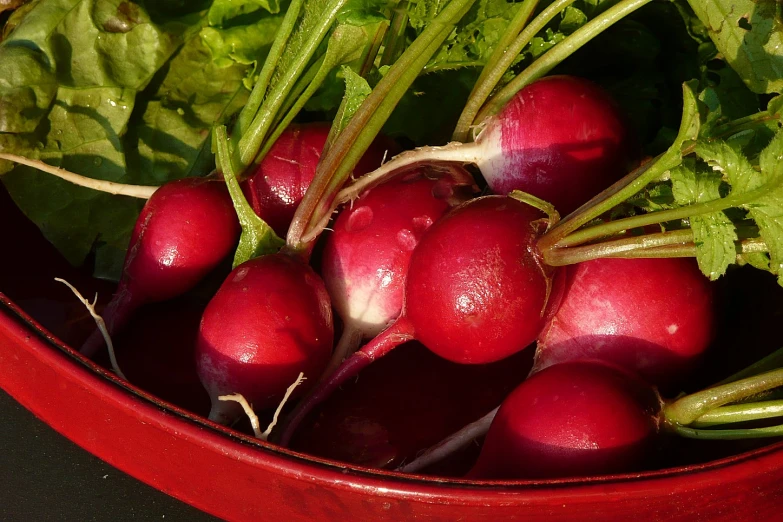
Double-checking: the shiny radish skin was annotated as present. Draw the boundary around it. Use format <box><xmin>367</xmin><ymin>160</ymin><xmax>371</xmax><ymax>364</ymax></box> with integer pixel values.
<box><xmin>333</xmin><ymin>76</ymin><xmax>638</xmax><ymax>220</ymax></box>
<box><xmin>406</xmin><ymin>195</ymin><xmax>559</xmax><ymax>364</ymax></box>
<box><xmin>476</xmin><ymin>75</ymin><xmax>638</xmax><ymax>215</ymax></box>
<box><xmin>242</xmin><ymin>123</ymin><xmax>397</xmax><ymax>236</ymax></box>
<box><xmin>534</xmin><ymin>258</ymin><xmax>715</xmax><ymax>389</ymax></box>
<box><xmin>81</xmin><ymin>178</ymin><xmax>240</xmax><ymax>357</ymax></box>
<box><xmin>469</xmin><ymin>360</ymin><xmax>660</xmax><ymax>480</ymax></box>
<box><xmin>196</xmin><ymin>253</ymin><xmax>333</xmax><ymax>425</ymax></box>
<box><xmin>322</xmin><ymin>166</ymin><xmax>473</xmax><ymax>340</ymax></box>
<box><xmin>279</xmin><ymin>196</ymin><xmax>561</xmax><ymax>445</ymax></box>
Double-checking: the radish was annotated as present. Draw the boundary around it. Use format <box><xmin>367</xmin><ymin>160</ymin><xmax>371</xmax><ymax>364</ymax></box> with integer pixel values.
<box><xmin>280</xmin><ymin>195</ymin><xmax>562</xmax><ymax>445</ymax></box>
<box><xmin>468</xmin><ymin>360</ymin><xmax>660</xmax><ymax>480</ymax></box>
<box><xmin>317</xmin><ymin>75</ymin><xmax>637</xmax><ymax>234</ymax></box>
<box><xmin>196</xmin><ymin>253</ymin><xmax>333</xmax><ymax>425</ymax></box>
<box><xmin>534</xmin><ymin>257</ymin><xmax>715</xmax><ymax>389</ymax></box>
<box><xmin>81</xmin><ymin>178</ymin><xmax>240</xmax><ymax>357</ymax></box>
<box><xmin>471</xmin><ymin>75</ymin><xmax>637</xmax><ymax>214</ymax></box>
<box><xmin>320</xmin><ymin>165</ymin><xmax>474</xmax><ymax>376</ymax></box>
<box><xmin>242</xmin><ymin>123</ymin><xmax>398</xmax><ymax>236</ymax></box>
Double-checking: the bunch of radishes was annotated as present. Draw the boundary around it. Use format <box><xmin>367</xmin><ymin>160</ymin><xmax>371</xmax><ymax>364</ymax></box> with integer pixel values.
<box><xmin>64</xmin><ymin>73</ymin><xmax>752</xmax><ymax>482</ymax></box>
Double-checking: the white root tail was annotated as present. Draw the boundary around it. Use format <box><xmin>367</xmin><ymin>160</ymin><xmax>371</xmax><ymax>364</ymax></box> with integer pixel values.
<box><xmin>54</xmin><ymin>278</ymin><xmax>127</xmax><ymax>380</ymax></box>
<box><xmin>397</xmin><ymin>406</ymin><xmax>499</xmax><ymax>473</ymax></box>
<box><xmin>219</xmin><ymin>372</ymin><xmax>306</xmax><ymax>441</ymax></box>
<box><xmin>0</xmin><ymin>153</ymin><xmax>157</xmax><ymax>199</ymax></box>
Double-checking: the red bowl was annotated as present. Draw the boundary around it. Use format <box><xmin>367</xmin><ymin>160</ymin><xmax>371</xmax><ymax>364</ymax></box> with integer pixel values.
<box><xmin>3</xmin><ymin>187</ymin><xmax>783</xmax><ymax>521</ymax></box>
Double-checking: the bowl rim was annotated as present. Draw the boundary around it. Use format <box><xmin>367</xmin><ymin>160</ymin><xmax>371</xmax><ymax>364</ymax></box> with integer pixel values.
<box><xmin>4</xmin><ymin>289</ymin><xmax>783</xmax><ymax>493</ymax></box>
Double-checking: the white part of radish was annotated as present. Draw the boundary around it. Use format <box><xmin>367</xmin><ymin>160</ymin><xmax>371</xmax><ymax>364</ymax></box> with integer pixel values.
<box><xmin>302</xmin><ymin>142</ymin><xmax>483</xmax><ymax>244</ymax></box>
<box><xmin>397</xmin><ymin>406</ymin><xmax>499</xmax><ymax>473</ymax></box>
<box><xmin>218</xmin><ymin>372</ymin><xmax>306</xmax><ymax>441</ymax></box>
<box><xmin>54</xmin><ymin>278</ymin><xmax>127</xmax><ymax>380</ymax></box>
<box><xmin>320</xmin><ymin>326</ymin><xmax>363</xmax><ymax>383</ymax></box>
<box><xmin>0</xmin><ymin>153</ymin><xmax>157</xmax><ymax>199</ymax></box>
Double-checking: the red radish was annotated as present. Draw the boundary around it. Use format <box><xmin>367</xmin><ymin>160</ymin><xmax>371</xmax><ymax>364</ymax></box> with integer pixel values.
<box><xmin>473</xmin><ymin>75</ymin><xmax>637</xmax><ymax>214</ymax></box>
<box><xmin>534</xmin><ymin>257</ymin><xmax>715</xmax><ymax>388</ymax></box>
<box><xmin>320</xmin><ymin>165</ymin><xmax>474</xmax><ymax>375</ymax></box>
<box><xmin>242</xmin><ymin>123</ymin><xmax>398</xmax><ymax>236</ymax></box>
<box><xmin>280</xmin><ymin>195</ymin><xmax>562</xmax><ymax>445</ymax></box>
<box><xmin>81</xmin><ymin>178</ymin><xmax>240</xmax><ymax>357</ymax></box>
<box><xmin>328</xmin><ymin>75</ymin><xmax>637</xmax><ymax>221</ymax></box>
<box><xmin>469</xmin><ymin>360</ymin><xmax>660</xmax><ymax>480</ymax></box>
<box><xmin>196</xmin><ymin>253</ymin><xmax>333</xmax><ymax>425</ymax></box>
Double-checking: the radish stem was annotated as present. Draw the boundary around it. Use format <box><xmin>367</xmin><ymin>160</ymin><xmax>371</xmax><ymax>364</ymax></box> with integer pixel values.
<box><xmin>476</xmin><ymin>0</ymin><xmax>654</xmax><ymax>124</ymax></box>
<box><xmin>452</xmin><ymin>0</ymin><xmax>561</xmax><ymax>142</ymax></box>
<box><xmin>665</xmin><ymin>368</ymin><xmax>783</xmax><ymax>426</ymax></box>
<box><xmin>690</xmin><ymin>401</ymin><xmax>783</xmax><ymax>428</ymax></box>
<box><xmin>671</xmin><ymin>424</ymin><xmax>783</xmax><ymax>440</ymax></box>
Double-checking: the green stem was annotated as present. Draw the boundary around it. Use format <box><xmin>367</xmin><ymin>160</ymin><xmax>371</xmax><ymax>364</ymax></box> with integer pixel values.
<box><xmin>358</xmin><ymin>21</ymin><xmax>389</xmax><ymax>77</ymax></box>
<box><xmin>664</xmin><ymin>368</ymin><xmax>783</xmax><ymax>426</ymax></box>
<box><xmin>542</xmin><ymin>229</ymin><xmax>695</xmax><ymax>265</ymax></box>
<box><xmin>476</xmin><ymin>0</ymin><xmax>654</xmax><ymax>124</ymax></box>
<box><xmin>259</xmin><ymin>53</ymin><xmax>338</xmax><ymax>162</ymax></box>
<box><xmin>237</xmin><ymin>0</ymin><xmax>350</xmax><ymax>169</ymax></box>
<box><xmin>379</xmin><ymin>3</ymin><xmax>409</xmax><ymax>67</ymax></box>
<box><xmin>537</xmin><ymin>152</ymin><xmax>679</xmax><ymax>252</ymax></box>
<box><xmin>712</xmin><ymin>110</ymin><xmax>781</xmax><ymax>138</ymax></box>
<box><xmin>671</xmin><ymin>423</ymin><xmax>783</xmax><ymax>440</ymax></box>
<box><xmin>451</xmin><ymin>0</ymin><xmax>548</xmax><ymax>142</ymax></box>
<box><xmin>272</xmin><ymin>55</ymin><xmax>326</xmax><ymax>132</ymax></box>
<box><xmin>553</xmin><ymin>175</ymin><xmax>783</xmax><ymax>249</ymax></box>
<box><xmin>215</xmin><ymin>126</ymin><xmax>252</xmax><ymax>229</ymax></box>
<box><xmin>235</xmin><ymin>0</ymin><xmax>305</xmax><ymax>137</ymax></box>
<box><xmin>691</xmin><ymin>401</ymin><xmax>783</xmax><ymax>428</ymax></box>
<box><xmin>287</xmin><ymin>0</ymin><xmax>477</xmax><ymax>250</ymax></box>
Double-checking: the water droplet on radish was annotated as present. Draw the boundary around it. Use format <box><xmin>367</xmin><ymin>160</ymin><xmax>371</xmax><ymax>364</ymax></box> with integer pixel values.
<box><xmin>346</xmin><ymin>206</ymin><xmax>373</xmax><ymax>232</ymax></box>
<box><xmin>396</xmin><ymin>229</ymin><xmax>417</xmax><ymax>251</ymax></box>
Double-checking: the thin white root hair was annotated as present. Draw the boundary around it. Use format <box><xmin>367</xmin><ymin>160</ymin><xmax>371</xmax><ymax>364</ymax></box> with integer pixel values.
<box><xmin>397</xmin><ymin>406</ymin><xmax>499</xmax><ymax>473</ymax></box>
<box><xmin>0</xmin><ymin>153</ymin><xmax>157</xmax><ymax>199</ymax></box>
<box><xmin>218</xmin><ymin>372</ymin><xmax>306</xmax><ymax>441</ymax></box>
<box><xmin>219</xmin><ymin>394</ymin><xmax>263</xmax><ymax>438</ymax></box>
<box><xmin>54</xmin><ymin>278</ymin><xmax>127</xmax><ymax>380</ymax></box>
<box><xmin>263</xmin><ymin>372</ymin><xmax>306</xmax><ymax>440</ymax></box>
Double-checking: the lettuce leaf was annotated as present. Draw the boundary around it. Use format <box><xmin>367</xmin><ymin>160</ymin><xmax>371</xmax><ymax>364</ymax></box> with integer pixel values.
<box><xmin>0</xmin><ymin>0</ymin><xmax>281</xmax><ymax>279</ymax></box>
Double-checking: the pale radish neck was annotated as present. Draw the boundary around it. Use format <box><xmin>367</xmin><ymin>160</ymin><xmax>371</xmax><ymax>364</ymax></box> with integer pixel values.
<box><xmin>0</xmin><ymin>153</ymin><xmax>157</xmax><ymax>199</ymax></box>
<box><xmin>301</xmin><ymin>142</ymin><xmax>483</xmax><ymax>244</ymax></box>
<box><xmin>398</xmin><ymin>407</ymin><xmax>498</xmax><ymax>473</ymax></box>
<box><xmin>321</xmin><ymin>326</ymin><xmax>364</xmax><ymax>382</ymax></box>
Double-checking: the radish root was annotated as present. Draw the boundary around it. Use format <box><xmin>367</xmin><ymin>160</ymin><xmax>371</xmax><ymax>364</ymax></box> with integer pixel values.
<box><xmin>398</xmin><ymin>406</ymin><xmax>498</xmax><ymax>473</ymax></box>
<box><xmin>54</xmin><ymin>278</ymin><xmax>127</xmax><ymax>380</ymax></box>
<box><xmin>0</xmin><ymin>153</ymin><xmax>157</xmax><ymax>199</ymax></box>
<box><xmin>219</xmin><ymin>372</ymin><xmax>306</xmax><ymax>441</ymax></box>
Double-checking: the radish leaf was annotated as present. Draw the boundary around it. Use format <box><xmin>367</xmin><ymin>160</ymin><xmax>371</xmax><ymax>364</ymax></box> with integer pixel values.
<box><xmin>686</xmin><ymin>0</ymin><xmax>783</xmax><ymax>95</ymax></box>
<box><xmin>670</xmin><ymin>159</ymin><xmax>737</xmax><ymax>279</ymax></box>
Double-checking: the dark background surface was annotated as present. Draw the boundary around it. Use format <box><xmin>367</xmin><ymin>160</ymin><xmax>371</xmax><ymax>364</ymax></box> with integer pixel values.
<box><xmin>0</xmin><ymin>389</ymin><xmax>220</xmax><ymax>522</ymax></box>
